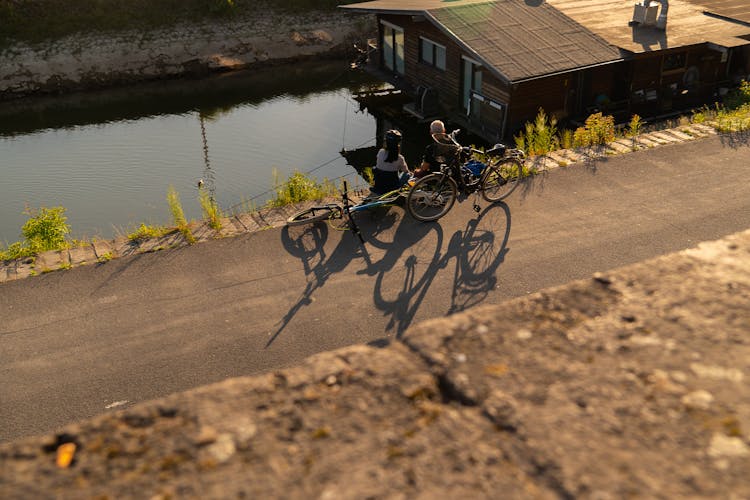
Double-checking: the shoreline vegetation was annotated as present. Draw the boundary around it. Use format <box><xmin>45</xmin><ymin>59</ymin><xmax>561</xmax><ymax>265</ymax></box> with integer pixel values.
<box><xmin>3</xmin><ymin>80</ymin><xmax>748</xmax><ymax>270</ymax></box>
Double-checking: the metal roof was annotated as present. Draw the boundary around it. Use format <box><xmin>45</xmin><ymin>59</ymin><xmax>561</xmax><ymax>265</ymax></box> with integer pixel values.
<box><xmin>341</xmin><ymin>0</ymin><xmax>750</xmax><ymax>81</ymax></box>
<box><xmin>342</xmin><ymin>0</ymin><xmax>623</xmax><ymax>83</ymax></box>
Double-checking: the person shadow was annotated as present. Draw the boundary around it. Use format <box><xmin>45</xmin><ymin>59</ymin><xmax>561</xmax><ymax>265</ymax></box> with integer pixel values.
<box><xmin>274</xmin><ymin>200</ymin><xmax>511</xmax><ymax>344</ymax></box>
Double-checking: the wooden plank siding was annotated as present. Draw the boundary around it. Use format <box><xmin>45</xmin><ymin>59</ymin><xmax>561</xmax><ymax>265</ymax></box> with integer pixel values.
<box><xmin>365</xmin><ymin>3</ymin><xmax>750</xmax><ymax>142</ymax></box>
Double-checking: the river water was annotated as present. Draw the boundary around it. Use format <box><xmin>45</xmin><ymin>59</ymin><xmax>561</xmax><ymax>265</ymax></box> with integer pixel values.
<box><xmin>0</xmin><ymin>61</ymin><xmax>404</xmax><ymax>244</ymax></box>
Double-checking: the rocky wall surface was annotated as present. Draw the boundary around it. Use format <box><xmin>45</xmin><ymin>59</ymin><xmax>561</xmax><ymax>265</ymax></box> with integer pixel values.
<box><xmin>0</xmin><ymin>10</ymin><xmax>372</xmax><ymax>100</ymax></box>
<box><xmin>1</xmin><ymin>229</ymin><xmax>749</xmax><ymax>498</ymax></box>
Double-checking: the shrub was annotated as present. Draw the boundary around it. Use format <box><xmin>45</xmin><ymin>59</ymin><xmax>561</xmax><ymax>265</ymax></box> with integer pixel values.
<box><xmin>722</xmin><ymin>80</ymin><xmax>750</xmax><ymax>110</ymax></box>
<box><xmin>1</xmin><ymin>205</ymin><xmax>70</xmax><ymax>261</ymax></box>
<box><xmin>22</xmin><ymin>206</ymin><xmax>70</xmax><ymax>253</ymax></box>
<box><xmin>0</xmin><ymin>241</ymin><xmax>33</xmax><ymax>261</ymax></box>
<box><xmin>573</xmin><ymin>112</ymin><xmax>615</xmax><ymax>147</ymax></box>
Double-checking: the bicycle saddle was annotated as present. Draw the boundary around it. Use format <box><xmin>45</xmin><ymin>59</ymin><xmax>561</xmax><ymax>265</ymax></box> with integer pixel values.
<box><xmin>485</xmin><ymin>144</ymin><xmax>507</xmax><ymax>157</ymax></box>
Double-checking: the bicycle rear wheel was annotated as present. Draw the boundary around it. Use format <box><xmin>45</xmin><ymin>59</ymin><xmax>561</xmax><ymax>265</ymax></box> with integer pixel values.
<box><xmin>482</xmin><ymin>158</ymin><xmax>524</xmax><ymax>202</ymax></box>
<box><xmin>406</xmin><ymin>174</ymin><xmax>457</xmax><ymax>222</ymax></box>
<box><xmin>286</xmin><ymin>205</ymin><xmax>341</xmax><ymax>226</ymax></box>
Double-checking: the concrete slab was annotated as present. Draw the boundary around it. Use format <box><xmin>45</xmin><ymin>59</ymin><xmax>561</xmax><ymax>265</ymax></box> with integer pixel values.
<box><xmin>68</xmin><ymin>245</ymin><xmax>97</xmax><ymax>266</ymax></box>
<box><xmin>606</xmin><ymin>140</ymin><xmax>632</xmax><ymax>154</ymax></box>
<box><xmin>650</xmin><ymin>131</ymin><xmax>682</xmax><ymax>143</ymax></box>
<box><xmin>558</xmin><ymin>149</ymin><xmax>584</xmax><ymax>162</ymax></box>
<box><xmin>545</xmin><ymin>152</ymin><xmax>570</xmax><ymax>165</ymax></box>
<box><xmin>234</xmin><ymin>212</ymin><xmax>262</xmax><ymax>233</ymax></box>
<box><xmin>642</xmin><ymin>132</ymin><xmax>670</xmax><ymax>145</ymax></box>
<box><xmin>661</xmin><ymin>129</ymin><xmax>694</xmax><ymax>141</ymax></box>
<box><xmin>636</xmin><ymin>136</ymin><xmax>659</xmax><ymax>148</ymax></box>
<box><xmin>34</xmin><ymin>250</ymin><xmax>63</xmax><ymax>272</ymax></box>
<box><xmin>92</xmin><ymin>239</ymin><xmax>113</xmax><ymax>259</ymax></box>
<box><xmin>690</xmin><ymin>123</ymin><xmax>718</xmax><ymax>134</ymax></box>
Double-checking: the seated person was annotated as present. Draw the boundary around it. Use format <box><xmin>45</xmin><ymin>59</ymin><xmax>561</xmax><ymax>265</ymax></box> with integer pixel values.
<box><xmin>414</xmin><ymin>119</ymin><xmax>448</xmax><ymax>177</ymax></box>
<box><xmin>372</xmin><ymin>129</ymin><xmax>411</xmax><ymax>194</ymax></box>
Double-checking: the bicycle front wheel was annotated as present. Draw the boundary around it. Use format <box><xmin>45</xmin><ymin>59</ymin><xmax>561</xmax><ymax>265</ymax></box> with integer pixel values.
<box><xmin>406</xmin><ymin>174</ymin><xmax>457</xmax><ymax>222</ymax></box>
<box><xmin>482</xmin><ymin>158</ymin><xmax>524</xmax><ymax>202</ymax></box>
<box><xmin>286</xmin><ymin>204</ymin><xmax>341</xmax><ymax>227</ymax></box>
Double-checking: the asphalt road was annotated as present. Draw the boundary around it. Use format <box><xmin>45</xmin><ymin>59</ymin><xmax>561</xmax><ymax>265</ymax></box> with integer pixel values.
<box><xmin>2</xmin><ymin>134</ymin><xmax>749</xmax><ymax>442</ymax></box>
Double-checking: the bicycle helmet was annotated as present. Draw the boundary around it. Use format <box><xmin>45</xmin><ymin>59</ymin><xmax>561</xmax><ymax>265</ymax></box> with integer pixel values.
<box><xmin>385</xmin><ymin>129</ymin><xmax>402</xmax><ymax>146</ymax></box>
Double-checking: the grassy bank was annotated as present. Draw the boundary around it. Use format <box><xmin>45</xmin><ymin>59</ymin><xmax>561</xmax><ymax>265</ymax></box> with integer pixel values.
<box><xmin>0</xmin><ymin>0</ymin><xmax>361</xmax><ymax>45</ymax></box>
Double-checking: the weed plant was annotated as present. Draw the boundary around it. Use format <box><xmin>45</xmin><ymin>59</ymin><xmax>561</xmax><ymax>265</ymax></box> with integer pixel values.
<box><xmin>514</xmin><ymin>108</ymin><xmax>559</xmax><ymax>156</ymax></box>
<box><xmin>267</xmin><ymin>170</ymin><xmax>337</xmax><ymax>208</ymax></box>
<box><xmin>127</xmin><ymin>223</ymin><xmax>170</xmax><ymax>242</ymax></box>
<box><xmin>166</xmin><ymin>186</ymin><xmax>195</xmax><ymax>244</ymax></box>
<box><xmin>198</xmin><ymin>187</ymin><xmax>223</xmax><ymax>230</ymax></box>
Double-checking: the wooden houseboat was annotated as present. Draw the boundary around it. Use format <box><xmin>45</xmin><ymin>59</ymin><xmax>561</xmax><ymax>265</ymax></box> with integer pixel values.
<box><xmin>340</xmin><ymin>0</ymin><xmax>750</xmax><ymax>142</ymax></box>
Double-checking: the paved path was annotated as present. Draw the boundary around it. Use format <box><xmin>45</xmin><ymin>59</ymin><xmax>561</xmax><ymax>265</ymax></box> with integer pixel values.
<box><xmin>2</xmin><ymin>133</ymin><xmax>750</xmax><ymax>441</ymax></box>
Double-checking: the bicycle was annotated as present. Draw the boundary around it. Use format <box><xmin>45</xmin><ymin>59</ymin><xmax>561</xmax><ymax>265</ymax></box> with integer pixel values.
<box><xmin>286</xmin><ymin>181</ymin><xmax>410</xmax><ymax>243</ymax></box>
<box><xmin>406</xmin><ymin>130</ymin><xmax>526</xmax><ymax>222</ymax></box>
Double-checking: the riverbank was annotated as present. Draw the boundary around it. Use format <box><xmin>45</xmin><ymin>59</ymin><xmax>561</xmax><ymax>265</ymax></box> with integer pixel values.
<box><xmin>0</xmin><ymin>120</ymin><xmax>724</xmax><ymax>284</ymax></box>
<box><xmin>0</xmin><ymin>7</ymin><xmax>372</xmax><ymax>100</ymax></box>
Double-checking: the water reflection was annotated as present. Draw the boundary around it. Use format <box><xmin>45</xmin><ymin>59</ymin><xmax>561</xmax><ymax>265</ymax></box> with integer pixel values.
<box><xmin>0</xmin><ymin>61</ymin><xmax>385</xmax><ymax>242</ymax></box>
<box><xmin>0</xmin><ymin>61</ymin><xmax>490</xmax><ymax>244</ymax></box>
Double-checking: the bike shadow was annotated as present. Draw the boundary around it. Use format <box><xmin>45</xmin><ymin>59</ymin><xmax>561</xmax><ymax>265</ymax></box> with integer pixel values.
<box><xmin>270</xmin><ymin>207</ymin><xmax>402</xmax><ymax>347</ymax></box>
<box><xmin>274</xmin><ymin>201</ymin><xmax>511</xmax><ymax>343</ymax></box>
<box><xmin>368</xmin><ymin>202</ymin><xmax>512</xmax><ymax>337</ymax></box>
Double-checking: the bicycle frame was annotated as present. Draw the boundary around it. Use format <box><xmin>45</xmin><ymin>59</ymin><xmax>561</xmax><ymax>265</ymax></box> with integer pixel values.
<box><xmin>340</xmin><ymin>181</ymin><xmax>410</xmax><ymax>243</ymax></box>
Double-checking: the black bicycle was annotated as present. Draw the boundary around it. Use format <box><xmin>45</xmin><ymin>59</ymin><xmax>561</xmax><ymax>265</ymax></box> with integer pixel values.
<box><xmin>406</xmin><ymin>130</ymin><xmax>526</xmax><ymax>222</ymax></box>
<box><xmin>286</xmin><ymin>181</ymin><xmax>409</xmax><ymax>243</ymax></box>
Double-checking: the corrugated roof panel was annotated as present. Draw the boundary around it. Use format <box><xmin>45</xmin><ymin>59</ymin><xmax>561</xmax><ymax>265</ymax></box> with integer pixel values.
<box><xmin>428</xmin><ymin>1</ymin><xmax>622</xmax><ymax>82</ymax></box>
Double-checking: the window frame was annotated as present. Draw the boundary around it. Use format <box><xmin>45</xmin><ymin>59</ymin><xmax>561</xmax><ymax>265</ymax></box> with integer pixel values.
<box><xmin>419</xmin><ymin>36</ymin><xmax>447</xmax><ymax>71</ymax></box>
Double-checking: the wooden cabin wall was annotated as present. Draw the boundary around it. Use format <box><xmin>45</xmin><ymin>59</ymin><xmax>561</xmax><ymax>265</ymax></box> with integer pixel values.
<box><xmin>506</xmin><ymin>73</ymin><xmax>574</xmax><ymax>135</ymax></box>
<box><xmin>379</xmin><ymin>14</ymin><xmax>455</xmax><ymax>112</ymax></box>
<box><xmin>630</xmin><ymin>45</ymin><xmax>731</xmax><ymax>116</ymax></box>
<box><xmin>378</xmin><ymin>14</ymin><xmax>511</xmax><ymax>118</ymax></box>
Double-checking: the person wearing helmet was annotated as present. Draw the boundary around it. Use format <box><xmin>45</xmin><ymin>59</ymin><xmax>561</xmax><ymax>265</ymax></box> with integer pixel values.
<box><xmin>372</xmin><ymin>129</ymin><xmax>411</xmax><ymax>194</ymax></box>
<box><xmin>414</xmin><ymin>119</ymin><xmax>446</xmax><ymax>177</ymax></box>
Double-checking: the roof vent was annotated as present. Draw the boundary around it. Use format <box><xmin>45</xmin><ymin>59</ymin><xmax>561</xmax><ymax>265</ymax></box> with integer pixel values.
<box><xmin>631</xmin><ymin>1</ymin><xmax>659</xmax><ymax>26</ymax></box>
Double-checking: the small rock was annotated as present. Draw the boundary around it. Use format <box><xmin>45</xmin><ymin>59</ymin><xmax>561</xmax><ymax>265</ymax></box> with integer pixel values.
<box><xmin>207</xmin><ymin>434</ymin><xmax>236</xmax><ymax>463</ymax></box>
<box><xmin>194</xmin><ymin>426</ymin><xmax>218</xmax><ymax>446</ymax></box>
<box><xmin>681</xmin><ymin>390</ymin><xmax>714</xmax><ymax>410</ymax></box>
<box><xmin>690</xmin><ymin>363</ymin><xmax>744</xmax><ymax>383</ymax></box>
<box><xmin>708</xmin><ymin>433</ymin><xmax>750</xmax><ymax>458</ymax></box>
<box><xmin>516</xmin><ymin>328</ymin><xmax>532</xmax><ymax>340</ymax></box>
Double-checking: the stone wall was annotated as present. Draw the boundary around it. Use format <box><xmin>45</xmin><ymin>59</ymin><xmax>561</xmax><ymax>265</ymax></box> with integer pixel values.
<box><xmin>0</xmin><ymin>10</ymin><xmax>372</xmax><ymax>100</ymax></box>
<box><xmin>2</xmin><ymin>229</ymin><xmax>748</xmax><ymax>498</ymax></box>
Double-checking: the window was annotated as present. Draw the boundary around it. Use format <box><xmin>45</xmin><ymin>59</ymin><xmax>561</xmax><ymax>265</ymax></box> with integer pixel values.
<box><xmin>381</xmin><ymin>21</ymin><xmax>404</xmax><ymax>75</ymax></box>
<box><xmin>420</xmin><ymin>37</ymin><xmax>446</xmax><ymax>71</ymax></box>
<box><xmin>662</xmin><ymin>52</ymin><xmax>687</xmax><ymax>72</ymax></box>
